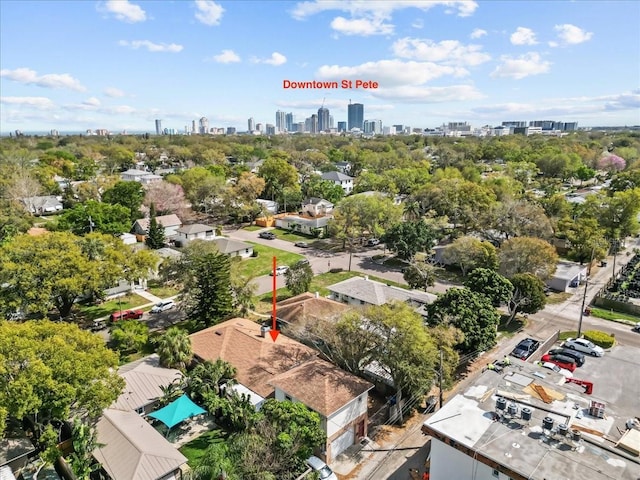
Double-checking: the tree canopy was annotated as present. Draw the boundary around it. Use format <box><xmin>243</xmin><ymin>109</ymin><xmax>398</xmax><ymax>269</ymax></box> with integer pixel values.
<box><xmin>383</xmin><ymin>220</ymin><xmax>437</xmax><ymax>260</ymax></box>
<box><xmin>498</xmin><ymin>237</ymin><xmax>558</xmax><ymax>280</ymax></box>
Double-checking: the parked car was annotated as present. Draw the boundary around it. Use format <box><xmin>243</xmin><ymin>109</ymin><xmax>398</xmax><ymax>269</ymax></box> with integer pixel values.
<box><xmin>258</xmin><ymin>231</ymin><xmax>276</xmax><ymax>240</ymax></box>
<box><xmin>110</xmin><ymin>309</ymin><xmax>144</xmax><ymax>322</ymax></box>
<box><xmin>541</xmin><ymin>353</ymin><xmax>577</xmax><ymax>372</ymax></box>
<box><xmin>306</xmin><ymin>456</ymin><xmax>338</xmax><ymax>480</ymax></box>
<box><xmin>91</xmin><ymin>319</ymin><xmax>107</xmax><ymax>331</ymax></box>
<box><xmin>632</xmin><ymin>322</ymin><xmax>640</xmax><ymax>333</ymax></box>
<box><xmin>510</xmin><ymin>338</ymin><xmax>540</xmax><ymax>360</ymax></box>
<box><xmin>366</xmin><ymin>238</ymin><xmax>380</xmax><ymax>247</ymax></box>
<box><xmin>294</xmin><ymin>241</ymin><xmax>310</xmax><ymax>248</ymax></box>
<box><xmin>563</xmin><ymin>338</ymin><xmax>605</xmax><ymax>357</ymax></box>
<box><xmin>150</xmin><ymin>300</ymin><xmax>175</xmax><ymax>313</ymax></box>
<box><xmin>548</xmin><ymin>348</ymin><xmax>585</xmax><ymax>366</ymax></box>
<box><xmin>539</xmin><ymin>361</ymin><xmax>573</xmax><ymax>378</ymax></box>
<box><xmin>270</xmin><ymin>266</ymin><xmax>289</xmax><ymax>276</ymax></box>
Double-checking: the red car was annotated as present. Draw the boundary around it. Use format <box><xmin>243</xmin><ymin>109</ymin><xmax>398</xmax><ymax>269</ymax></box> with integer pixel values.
<box><xmin>110</xmin><ymin>309</ymin><xmax>144</xmax><ymax>322</ymax></box>
<box><xmin>541</xmin><ymin>354</ymin><xmax>577</xmax><ymax>372</ymax></box>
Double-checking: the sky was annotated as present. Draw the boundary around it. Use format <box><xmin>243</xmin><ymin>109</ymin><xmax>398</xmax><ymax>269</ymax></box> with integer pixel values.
<box><xmin>1</xmin><ymin>0</ymin><xmax>639</xmax><ymax>134</ymax></box>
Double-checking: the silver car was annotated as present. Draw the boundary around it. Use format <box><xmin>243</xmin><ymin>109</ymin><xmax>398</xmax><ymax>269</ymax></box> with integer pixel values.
<box><xmin>563</xmin><ymin>338</ymin><xmax>604</xmax><ymax>357</ymax></box>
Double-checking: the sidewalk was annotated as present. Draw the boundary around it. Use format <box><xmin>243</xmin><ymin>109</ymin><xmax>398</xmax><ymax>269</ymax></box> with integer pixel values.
<box><xmin>135</xmin><ymin>289</ymin><xmax>163</xmax><ymax>304</ymax></box>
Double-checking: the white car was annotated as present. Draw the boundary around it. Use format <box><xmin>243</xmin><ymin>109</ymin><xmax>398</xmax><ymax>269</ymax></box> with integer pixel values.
<box><xmin>150</xmin><ymin>300</ymin><xmax>175</xmax><ymax>313</ymax></box>
<box><xmin>270</xmin><ymin>266</ymin><xmax>289</xmax><ymax>276</ymax></box>
<box><xmin>306</xmin><ymin>456</ymin><xmax>338</xmax><ymax>480</ymax></box>
<box><xmin>540</xmin><ymin>361</ymin><xmax>573</xmax><ymax>378</ymax></box>
<box><xmin>563</xmin><ymin>338</ymin><xmax>605</xmax><ymax>357</ymax></box>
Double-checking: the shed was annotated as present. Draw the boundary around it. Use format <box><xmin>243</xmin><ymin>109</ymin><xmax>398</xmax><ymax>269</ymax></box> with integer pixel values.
<box><xmin>546</xmin><ymin>261</ymin><xmax>588</xmax><ymax>292</ymax></box>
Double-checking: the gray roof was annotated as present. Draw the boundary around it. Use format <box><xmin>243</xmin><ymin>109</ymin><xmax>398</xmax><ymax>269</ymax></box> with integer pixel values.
<box><xmin>280</xmin><ymin>214</ymin><xmax>331</xmax><ymax>228</ymax></box>
<box><xmin>328</xmin><ymin>276</ymin><xmax>437</xmax><ymax>306</ymax></box>
<box><xmin>553</xmin><ymin>261</ymin><xmax>588</xmax><ymax>280</ymax></box>
<box><xmin>21</xmin><ymin>195</ymin><xmax>62</xmax><ymax>210</ymax></box>
<box><xmin>121</xmin><ymin>168</ymin><xmax>151</xmax><ymax>176</ymax></box>
<box><xmin>321</xmin><ymin>171</ymin><xmax>354</xmax><ymax>182</ymax></box>
<box><xmin>134</xmin><ymin>214</ymin><xmax>182</xmax><ymax>233</ymax></box>
<box><xmin>211</xmin><ymin>237</ymin><xmax>252</xmax><ymax>254</ymax></box>
<box><xmin>93</xmin><ymin>409</ymin><xmax>187</xmax><ymax>480</ymax></box>
<box><xmin>176</xmin><ymin>223</ymin><xmax>215</xmax><ymax>235</ymax></box>
<box><xmin>304</xmin><ymin>197</ymin><xmax>334</xmax><ymax>207</ymax></box>
<box><xmin>112</xmin><ymin>354</ymin><xmax>183</xmax><ymax>412</ymax></box>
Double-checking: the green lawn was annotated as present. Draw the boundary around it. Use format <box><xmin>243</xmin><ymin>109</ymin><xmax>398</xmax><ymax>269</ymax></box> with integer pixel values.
<box><xmin>236</xmin><ymin>243</ymin><xmax>303</xmax><ymax>277</ymax></box>
<box><xmin>271</xmin><ymin>228</ymin><xmax>316</xmax><ymax>243</ymax></box>
<box><xmin>590</xmin><ymin>307</ymin><xmax>640</xmax><ymax>324</ymax></box>
<box><xmin>546</xmin><ymin>292</ymin><xmax>572</xmax><ymax>304</ymax></box>
<box><xmin>497</xmin><ymin>315</ymin><xmax>527</xmax><ymax>338</ymax></box>
<box><xmin>243</xmin><ymin>225</ymin><xmax>263</xmax><ymax>231</ymax></box>
<box><xmin>76</xmin><ymin>293</ymin><xmax>149</xmax><ymax>321</ymax></box>
<box><xmin>179</xmin><ymin>429</ymin><xmax>226</xmax><ymax>466</ymax></box>
<box><xmin>431</xmin><ymin>266</ymin><xmax>465</xmax><ymax>284</ymax></box>
<box><xmin>147</xmin><ymin>285</ymin><xmax>180</xmax><ymax>299</ymax></box>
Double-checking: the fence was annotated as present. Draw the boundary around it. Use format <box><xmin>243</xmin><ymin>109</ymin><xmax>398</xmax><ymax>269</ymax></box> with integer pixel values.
<box><xmin>529</xmin><ymin>330</ymin><xmax>560</xmax><ymax>363</ymax></box>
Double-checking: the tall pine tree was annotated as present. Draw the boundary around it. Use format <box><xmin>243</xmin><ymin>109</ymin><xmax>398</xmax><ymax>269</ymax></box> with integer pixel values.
<box><xmin>188</xmin><ymin>252</ymin><xmax>234</xmax><ymax>326</ymax></box>
<box><xmin>145</xmin><ymin>203</ymin><xmax>165</xmax><ymax>249</ymax></box>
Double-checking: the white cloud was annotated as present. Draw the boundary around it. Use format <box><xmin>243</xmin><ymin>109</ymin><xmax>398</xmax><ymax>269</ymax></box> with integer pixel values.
<box><xmin>212</xmin><ymin>49</ymin><xmax>241</xmax><ymax>63</ymax></box>
<box><xmin>118</xmin><ymin>40</ymin><xmax>183</xmax><ymax>53</ymax></box>
<box><xmin>194</xmin><ymin>0</ymin><xmax>224</xmax><ymax>26</ymax></box>
<box><xmin>372</xmin><ymin>84</ymin><xmax>485</xmax><ymax>103</ymax></box>
<box><xmin>392</xmin><ymin>38</ymin><xmax>491</xmax><ymax>66</ymax></box>
<box><xmin>0</xmin><ymin>67</ymin><xmax>86</xmax><ymax>91</ymax></box>
<box><xmin>510</xmin><ymin>27</ymin><xmax>537</xmax><ymax>45</ymax></box>
<box><xmin>276</xmin><ymin>99</ymin><xmax>349</xmax><ymax>110</ymax></box>
<box><xmin>554</xmin><ymin>24</ymin><xmax>593</xmax><ymax>45</ymax></box>
<box><xmin>100</xmin><ymin>0</ymin><xmax>146</xmax><ymax>23</ymax></box>
<box><xmin>252</xmin><ymin>52</ymin><xmax>287</xmax><ymax>66</ymax></box>
<box><xmin>491</xmin><ymin>52</ymin><xmax>551</xmax><ymax>79</ymax></box>
<box><xmin>412</xmin><ymin>19</ymin><xmax>424</xmax><ymax>29</ymax></box>
<box><xmin>317</xmin><ymin>60</ymin><xmax>468</xmax><ymax>87</ymax></box>
<box><xmin>470</xmin><ymin>28</ymin><xmax>487</xmax><ymax>39</ymax></box>
<box><xmin>83</xmin><ymin>97</ymin><xmax>101</xmax><ymax>107</ymax></box>
<box><xmin>0</xmin><ymin>96</ymin><xmax>55</xmax><ymax>108</ymax></box>
<box><xmin>104</xmin><ymin>87</ymin><xmax>125</xmax><ymax>97</ymax></box>
<box><xmin>291</xmin><ymin>1</ymin><xmax>478</xmax><ymax>20</ymax></box>
<box><xmin>330</xmin><ymin>16</ymin><xmax>394</xmax><ymax>36</ymax></box>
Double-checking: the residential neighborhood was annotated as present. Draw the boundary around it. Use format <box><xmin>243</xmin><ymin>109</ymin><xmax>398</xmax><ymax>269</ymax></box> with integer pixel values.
<box><xmin>2</xmin><ymin>127</ymin><xmax>640</xmax><ymax>480</ymax></box>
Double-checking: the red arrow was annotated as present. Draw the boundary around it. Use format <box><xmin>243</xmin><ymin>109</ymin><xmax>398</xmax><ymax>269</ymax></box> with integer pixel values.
<box><xmin>270</xmin><ymin>255</ymin><xmax>280</xmax><ymax>342</ymax></box>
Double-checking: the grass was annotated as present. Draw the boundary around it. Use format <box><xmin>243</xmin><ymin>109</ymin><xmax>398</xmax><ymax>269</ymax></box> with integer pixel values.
<box><xmin>76</xmin><ymin>293</ymin><xmax>149</xmax><ymax>321</ymax></box>
<box><xmin>236</xmin><ymin>243</ymin><xmax>303</xmax><ymax>277</ymax></box>
<box><xmin>497</xmin><ymin>315</ymin><xmax>527</xmax><ymax>338</ymax></box>
<box><xmin>243</xmin><ymin>225</ymin><xmax>263</xmax><ymax>231</ymax></box>
<box><xmin>546</xmin><ymin>292</ymin><xmax>572</xmax><ymax>304</ymax></box>
<box><xmin>431</xmin><ymin>266</ymin><xmax>465</xmax><ymax>284</ymax></box>
<box><xmin>559</xmin><ymin>331</ymin><xmax>578</xmax><ymax>341</ymax></box>
<box><xmin>271</xmin><ymin>228</ymin><xmax>316</xmax><ymax>243</ymax></box>
<box><xmin>179</xmin><ymin>429</ymin><xmax>226</xmax><ymax>466</ymax></box>
<box><xmin>590</xmin><ymin>307</ymin><xmax>640</xmax><ymax>324</ymax></box>
<box><xmin>147</xmin><ymin>285</ymin><xmax>180</xmax><ymax>299</ymax></box>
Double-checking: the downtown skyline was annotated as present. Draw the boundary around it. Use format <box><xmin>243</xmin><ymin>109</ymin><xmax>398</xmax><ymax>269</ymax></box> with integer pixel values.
<box><xmin>1</xmin><ymin>0</ymin><xmax>639</xmax><ymax>134</ymax></box>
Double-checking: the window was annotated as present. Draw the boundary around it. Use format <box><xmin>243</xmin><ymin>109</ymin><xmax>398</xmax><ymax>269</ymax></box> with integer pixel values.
<box><xmin>492</xmin><ymin>470</ymin><xmax>499</xmax><ymax>478</ymax></box>
<box><xmin>285</xmin><ymin>395</ymin><xmax>292</xmax><ymax>401</ymax></box>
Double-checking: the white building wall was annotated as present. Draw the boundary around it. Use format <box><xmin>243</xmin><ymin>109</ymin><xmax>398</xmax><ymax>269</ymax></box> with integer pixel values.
<box><xmin>326</xmin><ymin>393</ymin><xmax>367</xmax><ymax>437</ymax></box>
<box><xmin>430</xmin><ymin>439</ymin><xmax>505</xmax><ymax>480</ymax></box>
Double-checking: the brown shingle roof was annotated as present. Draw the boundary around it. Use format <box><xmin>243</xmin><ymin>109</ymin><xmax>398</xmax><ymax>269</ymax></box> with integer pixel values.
<box><xmin>270</xmin><ymin>359</ymin><xmax>373</xmax><ymax>417</ymax></box>
<box><xmin>189</xmin><ymin>318</ymin><xmax>316</xmax><ymax>398</ymax></box>
<box><xmin>276</xmin><ymin>293</ymin><xmax>351</xmax><ymax>326</ymax></box>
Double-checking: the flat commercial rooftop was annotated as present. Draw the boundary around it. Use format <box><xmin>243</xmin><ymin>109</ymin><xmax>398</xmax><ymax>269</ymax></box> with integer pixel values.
<box><xmin>424</xmin><ymin>351</ymin><xmax>640</xmax><ymax>480</ymax></box>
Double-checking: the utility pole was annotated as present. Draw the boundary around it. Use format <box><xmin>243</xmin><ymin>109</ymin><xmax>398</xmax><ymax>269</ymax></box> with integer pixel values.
<box><xmin>577</xmin><ymin>276</ymin><xmax>589</xmax><ymax>338</ymax></box>
<box><xmin>439</xmin><ymin>349</ymin><xmax>444</xmax><ymax>409</ymax></box>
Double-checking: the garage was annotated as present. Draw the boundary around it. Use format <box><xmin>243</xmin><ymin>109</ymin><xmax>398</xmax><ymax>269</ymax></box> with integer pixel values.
<box><xmin>330</xmin><ymin>428</ymin><xmax>355</xmax><ymax>459</ymax></box>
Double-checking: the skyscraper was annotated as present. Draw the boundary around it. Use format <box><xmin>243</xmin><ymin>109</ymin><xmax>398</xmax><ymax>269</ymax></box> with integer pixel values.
<box><xmin>337</xmin><ymin>121</ymin><xmax>347</xmax><ymax>132</ymax></box>
<box><xmin>191</xmin><ymin>120</ymin><xmax>196</xmax><ymax>134</ymax></box>
<box><xmin>348</xmin><ymin>102</ymin><xmax>364</xmax><ymax>131</ymax></box>
<box><xmin>285</xmin><ymin>112</ymin><xmax>294</xmax><ymax>132</ymax></box>
<box><xmin>199</xmin><ymin>117</ymin><xmax>209</xmax><ymax>134</ymax></box>
<box><xmin>276</xmin><ymin>110</ymin><xmax>286</xmax><ymax>132</ymax></box>
<box><xmin>310</xmin><ymin>114</ymin><xmax>318</xmax><ymax>134</ymax></box>
<box><xmin>318</xmin><ymin>107</ymin><xmax>330</xmax><ymax>132</ymax></box>
<box><xmin>155</xmin><ymin>119</ymin><xmax>162</xmax><ymax>135</ymax></box>
<box><xmin>248</xmin><ymin>117</ymin><xmax>255</xmax><ymax>132</ymax></box>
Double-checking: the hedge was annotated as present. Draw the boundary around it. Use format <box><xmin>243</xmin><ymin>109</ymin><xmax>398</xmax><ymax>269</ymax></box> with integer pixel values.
<box><xmin>583</xmin><ymin>330</ymin><xmax>615</xmax><ymax>349</ymax></box>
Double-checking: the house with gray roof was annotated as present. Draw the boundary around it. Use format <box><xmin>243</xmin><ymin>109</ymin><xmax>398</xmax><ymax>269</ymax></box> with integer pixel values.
<box><xmin>20</xmin><ymin>195</ymin><xmax>63</xmax><ymax>215</ymax></box>
<box><xmin>211</xmin><ymin>237</ymin><xmax>253</xmax><ymax>258</ymax></box>
<box><xmin>133</xmin><ymin>214</ymin><xmax>182</xmax><ymax>238</ymax></box>
<box><xmin>321</xmin><ymin>171</ymin><xmax>354</xmax><ymax>194</ymax></box>
<box><xmin>175</xmin><ymin>223</ymin><xmax>217</xmax><ymax>246</ymax></box>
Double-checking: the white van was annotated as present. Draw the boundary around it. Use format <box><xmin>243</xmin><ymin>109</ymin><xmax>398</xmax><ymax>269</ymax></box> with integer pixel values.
<box><xmin>306</xmin><ymin>456</ymin><xmax>338</xmax><ymax>480</ymax></box>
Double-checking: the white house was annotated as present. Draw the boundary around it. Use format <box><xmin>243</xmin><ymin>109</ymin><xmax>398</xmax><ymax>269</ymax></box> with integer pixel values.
<box><xmin>275</xmin><ymin>214</ymin><xmax>331</xmax><ymax>236</ymax></box>
<box><xmin>303</xmin><ymin>197</ymin><xmax>334</xmax><ymax>217</ymax></box>
<box><xmin>120</xmin><ymin>168</ymin><xmax>152</xmax><ymax>182</ymax></box>
<box><xmin>271</xmin><ymin>359</ymin><xmax>373</xmax><ymax>463</ymax></box>
<box><xmin>21</xmin><ymin>195</ymin><xmax>63</xmax><ymax>215</ymax></box>
<box><xmin>546</xmin><ymin>260</ymin><xmax>588</xmax><ymax>292</ymax></box>
<box><xmin>133</xmin><ymin>214</ymin><xmax>182</xmax><ymax>238</ymax></box>
<box><xmin>211</xmin><ymin>237</ymin><xmax>253</xmax><ymax>258</ymax></box>
<box><xmin>256</xmin><ymin>199</ymin><xmax>278</xmax><ymax>214</ymax></box>
<box><xmin>174</xmin><ymin>223</ymin><xmax>217</xmax><ymax>246</ymax></box>
<box><xmin>327</xmin><ymin>276</ymin><xmax>437</xmax><ymax>309</ymax></box>
<box><xmin>321</xmin><ymin>171</ymin><xmax>354</xmax><ymax>194</ymax></box>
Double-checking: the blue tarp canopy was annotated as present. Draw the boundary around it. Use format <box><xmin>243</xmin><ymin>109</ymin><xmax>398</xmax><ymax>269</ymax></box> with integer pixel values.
<box><xmin>148</xmin><ymin>394</ymin><xmax>206</xmax><ymax>429</ymax></box>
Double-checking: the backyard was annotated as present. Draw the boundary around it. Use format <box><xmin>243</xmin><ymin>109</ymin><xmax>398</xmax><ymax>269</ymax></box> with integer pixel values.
<box><xmin>235</xmin><ymin>243</ymin><xmax>304</xmax><ymax>277</ymax></box>
<box><xmin>75</xmin><ymin>292</ymin><xmax>149</xmax><ymax>321</ymax></box>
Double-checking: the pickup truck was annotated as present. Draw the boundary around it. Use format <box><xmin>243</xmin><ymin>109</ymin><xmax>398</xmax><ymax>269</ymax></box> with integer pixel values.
<box><xmin>110</xmin><ymin>309</ymin><xmax>144</xmax><ymax>322</ymax></box>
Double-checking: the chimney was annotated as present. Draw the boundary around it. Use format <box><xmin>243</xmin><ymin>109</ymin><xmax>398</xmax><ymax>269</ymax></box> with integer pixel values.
<box><xmin>260</xmin><ymin>324</ymin><xmax>271</xmax><ymax>338</ymax></box>
<box><xmin>315</xmin><ymin>291</ymin><xmax>320</xmax><ymax>298</ymax></box>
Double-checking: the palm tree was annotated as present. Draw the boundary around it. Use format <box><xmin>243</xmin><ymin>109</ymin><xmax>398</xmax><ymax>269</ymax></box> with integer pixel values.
<box><xmin>186</xmin><ymin>359</ymin><xmax>237</xmax><ymax>402</ymax></box>
<box><xmin>403</xmin><ymin>200</ymin><xmax>421</xmax><ymax>222</ymax></box>
<box><xmin>156</xmin><ymin>327</ymin><xmax>192</xmax><ymax>370</ymax></box>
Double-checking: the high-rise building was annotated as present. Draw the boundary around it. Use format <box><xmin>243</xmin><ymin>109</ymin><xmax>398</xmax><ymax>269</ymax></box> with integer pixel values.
<box><xmin>337</xmin><ymin>121</ymin><xmax>347</xmax><ymax>132</ymax></box>
<box><xmin>296</xmin><ymin>122</ymin><xmax>305</xmax><ymax>133</ymax></box>
<box><xmin>310</xmin><ymin>114</ymin><xmax>318</xmax><ymax>134</ymax></box>
<box><xmin>155</xmin><ymin>119</ymin><xmax>162</xmax><ymax>135</ymax></box>
<box><xmin>364</xmin><ymin>119</ymin><xmax>382</xmax><ymax>134</ymax></box>
<box><xmin>502</xmin><ymin>121</ymin><xmax>527</xmax><ymax>128</ymax></box>
<box><xmin>266</xmin><ymin>124</ymin><xmax>276</xmax><ymax>135</ymax></box>
<box><xmin>199</xmin><ymin>117</ymin><xmax>209</xmax><ymax>134</ymax></box>
<box><xmin>285</xmin><ymin>113</ymin><xmax>294</xmax><ymax>132</ymax></box>
<box><xmin>276</xmin><ymin>110</ymin><xmax>286</xmax><ymax>132</ymax></box>
<box><xmin>226</xmin><ymin>127</ymin><xmax>236</xmax><ymax>135</ymax></box>
<box><xmin>329</xmin><ymin>115</ymin><xmax>334</xmax><ymax>129</ymax></box>
<box><xmin>248</xmin><ymin>117</ymin><xmax>255</xmax><ymax>132</ymax></box>
<box><xmin>348</xmin><ymin>102</ymin><xmax>364</xmax><ymax>131</ymax></box>
<box><xmin>191</xmin><ymin>120</ymin><xmax>196</xmax><ymax>134</ymax></box>
<box><xmin>318</xmin><ymin>107</ymin><xmax>330</xmax><ymax>132</ymax></box>
<box><xmin>256</xmin><ymin>123</ymin><xmax>263</xmax><ymax>132</ymax></box>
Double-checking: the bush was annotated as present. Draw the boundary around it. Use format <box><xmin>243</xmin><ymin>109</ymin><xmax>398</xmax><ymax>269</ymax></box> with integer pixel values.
<box><xmin>583</xmin><ymin>330</ymin><xmax>615</xmax><ymax>348</ymax></box>
<box><xmin>329</xmin><ymin>268</ymin><xmax>343</xmax><ymax>274</ymax></box>
<box><xmin>251</xmin><ymin>250</ymin><xmax>259</xmax><ymax>257</ymax></box>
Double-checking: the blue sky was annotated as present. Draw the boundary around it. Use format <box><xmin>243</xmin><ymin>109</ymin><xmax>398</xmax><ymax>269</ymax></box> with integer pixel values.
<box><xmin>1</xmin><ymin>0</ymin><xmax>639</xmax><ymax>133</ymax></box>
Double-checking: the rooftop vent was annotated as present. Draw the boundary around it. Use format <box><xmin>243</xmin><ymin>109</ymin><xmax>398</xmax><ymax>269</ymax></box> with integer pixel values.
<box><xmin>557</xmin><ymin>423</ymin><xmax>569</xmax><ymax>438</ymax></box>
<box><xmin>496</xmin><ymin>397</ymin><xmax>507</xmax><ymax>411</ymax></box>
<box><xmin>260</xmin><ymin>325</ymin><xmax>271</xmax><ymax>338</ymax></box>
<box><xmin>572</xmin><ymin>429</ymin><xmax>582</xmax><ymax>443</ymax></box>
<box><xmin>507</xmin><ymin>403</ymin><xmax>518</xmax><ymax>417</ymax></box>
<box><xmin>521</xmin><ymin>407</ymin><xmax>532</xmax><ymax>421</ymax></box>
<box><xmin>542</xmin><ymin>416</ymin><xmax>554</xmax><ymax>432</ymax></box>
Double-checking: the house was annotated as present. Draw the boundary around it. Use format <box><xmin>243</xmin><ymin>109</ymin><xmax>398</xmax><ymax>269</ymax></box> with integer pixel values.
<box><xmin>119</xmin><ymin>233</ymin><xmax>137</xmax><ymax>245</ymax></box>
<box><xmin>327</xmin><ymin>276</ymin><xmax>437</xmax><ymax>309</ymax></box>
<box><xmin>174</xmin><ymin>223</ymin><xmax>217</xmax><ymax>246</ymax></box>
<box><xmin>276</xmin><ymin>292</ymin><xmax>351</xmax><ymax>337</ymax></box>
<box><xmin>270</xmin><ymin>359</ymin><xmax>373</xmax><ymax>462</ymax></box>
<box><xmin>303</xmin><ymin>197</ymin><xmax>334</xmax><ymax>217</ymax></box>
<box><xmin>421</xmin><ymin>356</ymin><xmax>640</xmax><ymax>480</ymax></box>
<box><xmin>20</xmin><ymin>195</ymin><xmax>63</xmax><ymax>215</ymax></box>
<box><xmin>120</xmin><ymin>168</ymin><xmax>152</xmax><ymax>182</ymax></box>
<box><xmin>275</xmin><ymin>214</ymin><xmax>331</xmax><ymax>236</ymax></box>
<box><xmin>546</xmin><ymin>260</ymin><xmax>588</xmax><ymax>292</ymax></box>
<box><xmin>321</xmin><ymin>171</ymin><xmax>354</xmax><ymax>194</ymax></box>
<box><xmin>256</xmin><ymin>199</ymin><xmax>278</xmax><ymax>214</ymax></box>
<box><xmin>335</xmin><ymin>161</ymin><xmax>351</xmax><ymax>174</ymax></box>
<box><xmin>111</xmin><ymin>354</ymin><xmax>183</xmax><ymax>415</ymax></box>
<box><xmin>133</xmin><ymin>214</ymin><xmax>182</xmax><ymax>238</ymax></box>
<box><xmin>93</xmin><ymin>409</ymin><xmax>188</xmax><ymax>480</ymax></box>
<box><xmin>211</xmin><ymin>237</ymin><xmax>253</xmax><ymax>258</ymax></box>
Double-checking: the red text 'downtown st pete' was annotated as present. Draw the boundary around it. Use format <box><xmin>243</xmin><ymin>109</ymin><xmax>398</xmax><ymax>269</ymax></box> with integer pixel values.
<box><xmin>283</xmin><ymin>80</ymin><xmax>379</xmax><ymax>89</ymax></box>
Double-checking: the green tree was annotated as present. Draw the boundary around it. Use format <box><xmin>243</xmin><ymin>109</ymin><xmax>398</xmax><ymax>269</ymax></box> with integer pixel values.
<box><xmin>383</xmin><ymin>220</ymin><xmax>437</xmax><ymax>260</ymax></box>
<box><xmin>506</xmin><ymin>273</ymin><xmax>547</xmax><ymax>323</ymax></box>
<box><xmin>145</xmin><ymin>204</ymin><xmax>166</xmax><ymax>249</ymax></box>
<box><xmin>483</xmin><ymin>198</ymin><xmax>553</xmax><ymax>246</ymax></box>
<box><xmin>403</xmin><ymin>260</ymin><xmax>436</xmax><ymax>291</ymax></box>
<box><xmin>111</xmin><ymin>320</ymin><xmax>149</xmax><ymax>353</ymax></box>
<box><xmin>498</xmin><ymin>237</ymin><xmax>558</xmax><ymax>280</ymax></box>
<box><xmin>442</xmin><ymin>236</ymin><xmax>498</xmax><ymax>275</ymax></box>
<box><xmin>0</xmin><ymin>320</ymin><xmax>124</xmax><ymax>436</ymax></box>
<box><xmin>427</xmin><ymin>288</ymin><xmax>500</xmax><ymax>354</ymax></box>
<box><xmin>194</xmin><ymin>441</ymin><xmax>238</xmax><ymax>480</ymax></box>
<box><xmin>564</xmin><ymin>218</ymin><xmax>609</xmax><ymax>264</ymax></box>
<box><xmin>56</xmin><ymin>200</ymin><xmax>131</xmax><ymax>235</ymax></box>
<box><xmin>575</xmin><ymin>164</ymin><xmax>595</xmax><ymax>184</ymax></box>
<box><xmin>68</xmin><ymin>418</ymin><xmax>103</xmax><ymax>480</ymax></box>
<box><xmin>284</xmin><ymin>261</ymin><xmax>314</xmax><ymax>296</ymax></box>
<box><xmin>102</xmin><ymin>181</ymin><xmax>145</xmax><ymax>222</ymax></box>
<box><xmin>258</xmin><ymin>155</ymin><xmax>299</xmax><ymax>205</ymax></box>
<box><xmin>464</xmin><ymin>268</ymin><xmax>513</xmax><ymax>306</ymax></box>
<box><xmin>156</xmin><ymin>327</ymin><xmax>192</xmax><ymax>370</ymax></box>
<box><xmin>301</xmin><ymin>175</ymin><xmax>344</xmax><ymax>204</ymax></box>
<box><xmin>185</xmin><ymin>359</ymin><xmax>237</xmax><ymax>404</ymax></box>
<box><xmin>230</xmin><ymin>261</ymin><xmax>258</xmax><ymax>316</ymax></box>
